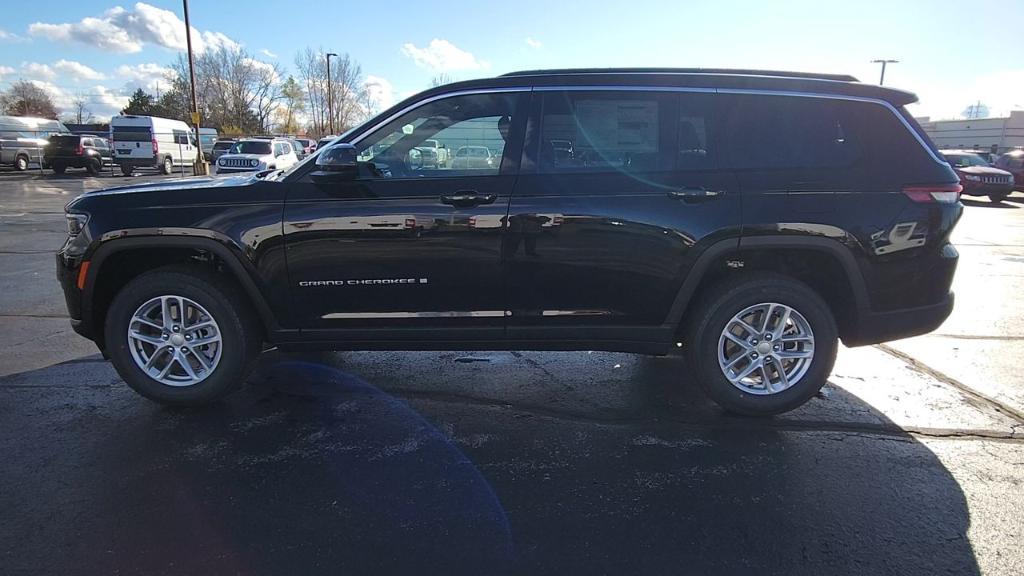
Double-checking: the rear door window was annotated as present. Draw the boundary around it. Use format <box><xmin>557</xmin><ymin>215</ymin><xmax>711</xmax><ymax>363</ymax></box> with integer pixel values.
<box><xmin>112</xmin><ymin>127</ymin><xmax>151</xmax><ymax>142</ymax></box>
<box><xmin>722</xmin><ymin>95</ymin><xmax>859</xmax><ymax>170</ymax></box>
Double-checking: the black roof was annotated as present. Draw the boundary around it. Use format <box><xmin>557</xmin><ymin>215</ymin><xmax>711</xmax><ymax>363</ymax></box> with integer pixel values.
<box><xmin>501</xmin><ymin>68</ymin><xmax>859</xmax><ymax>82</ymax></box>
<box><xmin>409</xmin><ymin>68</ymin><xmax>916</xmax><ymax>109</ymax></box>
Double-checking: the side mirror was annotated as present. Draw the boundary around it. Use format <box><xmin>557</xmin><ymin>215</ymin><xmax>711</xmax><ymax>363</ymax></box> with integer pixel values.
<box><xmin>311</xmin><ymin>143</ymin><xmax>358</xmax><ymax>183</ymax></box>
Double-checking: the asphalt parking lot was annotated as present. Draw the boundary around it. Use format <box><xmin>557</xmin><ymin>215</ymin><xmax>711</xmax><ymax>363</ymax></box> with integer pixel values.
<box><xmin>1</xmin><ymin>169</ymin><xmax>1022</xmax><ymax>575</ymax></box>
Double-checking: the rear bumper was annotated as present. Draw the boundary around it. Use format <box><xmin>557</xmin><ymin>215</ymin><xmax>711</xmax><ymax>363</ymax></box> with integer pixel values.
<box><xmin>843</xmin><ymin>292</ymin><xmax>954</xmax><ymax>347</ymax></box>
<box><xmin>117</xmin><ymin>157</ymin><xmax>160</xmax><ymax>168</ymax></box>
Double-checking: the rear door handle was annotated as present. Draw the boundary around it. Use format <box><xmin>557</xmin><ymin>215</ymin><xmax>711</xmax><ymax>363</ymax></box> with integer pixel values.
<box><xmin>668</xmin><ymin>187</ymin><xmax>721</xmax><ymax>203</ymax></box>
<box><xmin>440</xmin><ymin>190</ymin><xmax>498</xmax><ymax>207</ymax></box>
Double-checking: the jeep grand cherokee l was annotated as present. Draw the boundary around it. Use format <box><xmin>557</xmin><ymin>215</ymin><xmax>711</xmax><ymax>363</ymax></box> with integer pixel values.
<box><xmin>57</xmin><ymin>68</ymin><xmax>962</xmax><ymax>415</ymax></box>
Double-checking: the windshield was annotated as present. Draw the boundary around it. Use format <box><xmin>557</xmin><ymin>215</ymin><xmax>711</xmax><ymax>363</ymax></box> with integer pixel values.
<box><xmin>944</xmin><ymin>153</ymin><xmax>988</xmax><ymax>168</ymax></box>
<box><xmin>230</xmin><ymin>141</ymin><xmax>272</xmax><ymax>155</ymax></box>
<box><xmin>213</xmin><ymin>141</ymin><xmax>234</xmax><ymax>150</ymax></box>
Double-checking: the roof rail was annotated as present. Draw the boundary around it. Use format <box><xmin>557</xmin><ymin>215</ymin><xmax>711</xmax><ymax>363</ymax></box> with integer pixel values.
<box><xmin>499</xmin><ymin>68</ymin><xmax>859</xmax><ymax>82</ymax></box>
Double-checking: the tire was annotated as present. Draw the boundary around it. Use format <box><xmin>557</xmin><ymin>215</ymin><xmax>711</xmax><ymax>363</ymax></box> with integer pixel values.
<box><xmin>684</xmin><ymin>273</ymin><xmax>838</xmax><ymax>416</ymax></box>
<box><xmin>161</xmin><ymin>156</ymin><xmax>173</xmax><ymax>175</ymax></box>
<box><xmin>989</xmin><ymin>193</ymin><xmax>1008</xmax><ymax>203</ymax></box>
<box><xmin>104</xmin><ymin>265</ymin><xmax>262</xmax><ymax>406</ymax></box>
<box><xmin>52</xmin><ymin>163</ymin><xmax>66</xmax><ymax>175</ymax></box>
<box><xmin>14</xmin><ymin>154</ymin><xmax>29</xmax><ymax>171</ymax></box>
<box><xmin>120</xmin><ymin>163</ymin><xmax>133</xmax><ymax>176</ymax></box>
<box><xmin>86</xmin><ymin>157</ymin><xmax>101</xmax><ymax>176</ymax></box>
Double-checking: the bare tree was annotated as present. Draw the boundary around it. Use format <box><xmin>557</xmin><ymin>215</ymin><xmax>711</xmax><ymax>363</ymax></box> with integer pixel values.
<box><xmin>294</xmin><ymin>48</ymin><xmax>373</xmax><ymax>137</ymax></box>
<box><xmin>430</xmin><ymin>73</ymin><xmax>454</xmax><ymax>88</ymax></box>
<box><xmin>0</xmin><ymin>81</ymin><xmax>58</xmax><ymax>118</ymax></box>
<box><xmin>169</xmin><ymin>48</ymin><xmax>283</xmax><ymax>134</ymax></box>
<box><xmin>70</xmin><ymin>94</ymin><xmax>94</xmax><ymax>124</ymax></box>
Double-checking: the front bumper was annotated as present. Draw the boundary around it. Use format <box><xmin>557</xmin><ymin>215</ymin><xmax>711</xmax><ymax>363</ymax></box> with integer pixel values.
<box><xmin>56</xmin><ymin>252</ymin><xmax>91</xmax><ymax>339</ymax></box>
<box><xmin>961</xmin><ymin>181</ymin><xmax>1014</xmax><ymax>196</ymax></box>
<box><xmin>216</xmin><ymin>167</ymin><xmax>259</xmax><ymax>174</ymax></box>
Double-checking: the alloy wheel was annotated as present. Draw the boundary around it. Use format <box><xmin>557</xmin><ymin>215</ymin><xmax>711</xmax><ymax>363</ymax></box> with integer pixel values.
<box><xmin>127</xmin><ymin>295</ymin><xmax>223</xmax><ymax>386</ymax></box>
<box><xmin>717</xmin><ymin>302</ymin><xmax>815</xmax><ymax>395</ymax></box>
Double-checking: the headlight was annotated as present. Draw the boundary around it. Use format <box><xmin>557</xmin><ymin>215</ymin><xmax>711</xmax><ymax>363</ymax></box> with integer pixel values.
<box><xmin>250</xmin><ymin>159</ymin><xmax>259</xmax><ymax>167</ymax></box>
<box><xmin>65</xmin><ymin>213</ymin><xmax>88</xmax><ymax>237</ymax></box>
<box><xmin>964</xmin><ymin>174</ymin><xmax>982</xmax><ymax>182</ymax></box>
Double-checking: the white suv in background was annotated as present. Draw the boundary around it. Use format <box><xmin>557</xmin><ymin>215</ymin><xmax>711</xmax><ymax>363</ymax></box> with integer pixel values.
<box><xmin>215</xmin><ymin>138</ymin><xmax>298</xmax><ymax>174</ymax></box>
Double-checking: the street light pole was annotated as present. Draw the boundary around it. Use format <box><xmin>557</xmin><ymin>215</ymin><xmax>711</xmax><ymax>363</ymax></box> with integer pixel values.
<box><xmin>182</xmin><ymin>0</ymin><xmax>207</xmax><ymax>175</ymax></box>
<box><xmin>326</xmin><ymin>52</ymin><xmax>337</xmax><ymax>135</ymax></box>
<box><xmin>870</xmin><ymin>59</ymin><xmax>899</xmax><ymax>86</ymax></box>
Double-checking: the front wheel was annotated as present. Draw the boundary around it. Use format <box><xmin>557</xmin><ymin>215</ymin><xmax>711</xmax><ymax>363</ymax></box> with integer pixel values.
<box><xmin>989</xmin><ymin>193</ymin><xmax>1008</xmax><ymax>203</ymax></box>
<box><xmin>104</xmin><ymin>266</ymin><xmax>262</xmax><ymax>405</ymax></box>
<box><xmin>684</xmin><ymin>274</ymin><xmax>838</xmax><ymax>416</ymax></box>
<box><xmin>14</xmin><ymin>154</ymin><xmax>28</xmax><ymax>171</ymax></box>
<box><xmin>161</xmin><ymin>156</ymin><xmax>173</xmax><ymax>175</ymax></box>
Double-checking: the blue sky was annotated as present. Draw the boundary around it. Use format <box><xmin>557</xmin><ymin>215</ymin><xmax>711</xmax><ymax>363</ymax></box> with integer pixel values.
<box><xmin>2</xmin><ymin>0</ymin><xmax>1022</xmax><ymax>121</ymax></box>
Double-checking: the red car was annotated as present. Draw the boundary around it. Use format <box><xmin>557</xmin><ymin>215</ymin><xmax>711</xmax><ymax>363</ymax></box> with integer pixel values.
<box><xmin>994</xmin><ymin>150</ymin><xmax>1024</xmax><ymax>192</ymax></box>
<box><xmin>941</xmin><ymin>151</ymin><xmax>1014</xmax><ymax>202</ymax></box>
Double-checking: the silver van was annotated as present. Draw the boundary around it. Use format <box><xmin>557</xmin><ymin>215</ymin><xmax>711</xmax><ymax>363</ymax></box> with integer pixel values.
<box><xmin>0</xmin><ymin>116</ymin><xmax>70</xmax><ymax>171</ymax></box>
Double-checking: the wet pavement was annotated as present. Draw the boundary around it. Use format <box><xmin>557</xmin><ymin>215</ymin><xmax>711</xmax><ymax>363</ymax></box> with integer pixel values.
<box><xmin>1</xmin><ymin>170</ymin><xmax>1022</xmax><ymax>575</ymax></box>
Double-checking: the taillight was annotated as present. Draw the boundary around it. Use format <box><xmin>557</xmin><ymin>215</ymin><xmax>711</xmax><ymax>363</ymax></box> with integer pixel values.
<box><xmin>468</xmin><ymin>216</ymin><xmax>477</xmax><ymax>227</ymax></box>
<box><xmin>404</xmin><ymin>218</ymin><xmax>416</xmax><ymax>229</ymax></box>
<box><xmin>903</xmin><ymin>183</ymin><xmax>962</xmax><ymax>204</ymax></box>
<box><xmin>152</xmin><ymin>137</ymin><xmax>159</xmax><ymax>154</ymax></box>
<box><xmin>75</xmin><ymin>143</ymin><xmax>83</xmax><ymax>155</ymax></box>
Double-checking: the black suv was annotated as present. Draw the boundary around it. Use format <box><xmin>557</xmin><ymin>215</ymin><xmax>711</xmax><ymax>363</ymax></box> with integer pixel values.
<box><xmin>57</xmin><ymin>69</ymin><xmax>962</xmax><ymax>415</ymax></box>
<box><xmin>44</xmin><ymin>134</ymin><xmax>113</xmax><ymax>175</ymax></box>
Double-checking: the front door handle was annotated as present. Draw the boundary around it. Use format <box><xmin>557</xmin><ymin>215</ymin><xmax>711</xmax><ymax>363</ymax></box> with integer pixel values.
<box><xmin>668</xmin><ymin>187</ymin><xmax>721</xmax><ymax>203</ymax></box>
<box><xmin>440</xmin><ymin>190</ymin><xmax>497</xmax><ymax>207</ymax></box>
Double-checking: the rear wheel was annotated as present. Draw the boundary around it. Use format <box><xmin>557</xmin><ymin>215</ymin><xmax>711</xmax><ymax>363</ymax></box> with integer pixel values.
<box><xmin>104</xmin><ymin>266</ymin><xmax>262</xmax><ymax>405</ymax></box>
<box><xmin>120</xmin><ymin>163</ymin><xmax>133</xmax><ymax>176</ymax></box>
<box><xmin>86</xmin><ymin>157</ymin><xmax>101</xmax><ymax>176</ymax></box>
<box><xmin>14</xmin><ymin>154</ymin><xmax>29</xmax><ymax>171</ymax></box>
<box><xmin>684</xmin><ymin>274</ymin><xmax>838</xmax><ymax>416</ymax></box>
<box><xmin>51</xmin><ymin>163</ymin><xmax>66</xmax><ymax>174</ymax></box>
<box><xmin>161</xmin><ymin>156</ymin><xmax>173</xmax><ymax>175</ymax></box>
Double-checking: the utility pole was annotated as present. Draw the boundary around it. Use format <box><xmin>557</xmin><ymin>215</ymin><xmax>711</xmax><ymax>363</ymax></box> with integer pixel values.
<box><xmin>870</xmin><ymin>59</ymin><xmax>898</xmax><ymax>86</ymax></box>
<box><xmin>326</xmin><ymin>52</ymin><xmax>337</xmax><ymax>135</ymax></box>
<box><xmin>182</xmin><ymin>0</ymin><xmax>208</xmax><ymax>175</ymax></box>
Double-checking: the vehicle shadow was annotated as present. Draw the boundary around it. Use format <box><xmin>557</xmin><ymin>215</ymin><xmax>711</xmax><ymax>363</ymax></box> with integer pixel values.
<box><xmin>961</xmin><ymin>197</ymin><xmax>1019</xmax><ymax>208</ymax></box>
<box><xmin>0</xmin><ymin>351</ymin><xmax>980</xmax><ymax>575</ymax></box>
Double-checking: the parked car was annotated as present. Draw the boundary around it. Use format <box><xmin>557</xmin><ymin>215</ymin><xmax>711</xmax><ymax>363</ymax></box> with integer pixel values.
<box><xmin>0</xmin><ymin>115</ymin><xmax>70</xmax><ymax>171</ymax></box>
<box><xmin>290</xmin><ymin>139</ymin><xmax>308</xmax><ymax>160</ymax></box>
<box><xmin>215</xmin><ymin>137</ymin><xmax>298</xmax><ymax>174</ymax></box>
<box><xmin>421</xmin><ymin>139</ymin><xmax>449</xmax><ymax>168</ymax></box>
<box><xmin>43</xmin><ymin>134</ymin><xmax>114</xmax><ymax>175</ymax></box>
<box><xmin>198</xmin><ymin>127</ymin><xmax>219</xmax><ymax>157</ymax></box>
<box><xmin>941</xmin><ymin>151</ymin><xmax>1014</xmax><ymax>202</ymax></box>
<box><xmin>994</xmin><ymin>150</ymin><xmax>1024</xmax><ymax>191</ymax></box>
<box><xmin>208</xmin><ymin>139</ymin><xmax>236</xmax><ymax>163</ymax></box>
<box><xmin>295</xmin><ymin>137</ymin><xmax>317</xmax><ymax>156</ymax></box>
<box><xmin>58</xmin><ymin>67</ymin><xmax>962</xmax><ymax>416</ymax></box>
<box><xmin>317</xmin><ymin>135</ymin><xmax>339</xmax><ymax>151</ymax></box>
<box><xmin>451</xmin><ymin>145</ymin><xmax>495</xmax><ymax>170</ymax></box>
<box><xmin>110</xmin><ymin>115</ymin><xmax>198</xmax><ymax>175</ymax></box>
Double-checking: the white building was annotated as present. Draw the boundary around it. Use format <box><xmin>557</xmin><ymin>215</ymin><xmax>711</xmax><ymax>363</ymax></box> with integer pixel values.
<box><xmin>915</xmin><ymin>111</ymin><xmax>1024</xmax><ymax>154</ymax></box>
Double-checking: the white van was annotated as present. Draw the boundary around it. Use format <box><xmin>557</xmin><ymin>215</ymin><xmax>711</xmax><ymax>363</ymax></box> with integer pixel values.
<box><xmin>110</xmin><ymin>115</ymin><xmax>198</xmax><ymax>175</ymax></box>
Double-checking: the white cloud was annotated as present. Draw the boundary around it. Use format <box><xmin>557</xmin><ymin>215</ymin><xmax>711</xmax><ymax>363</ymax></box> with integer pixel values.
<box><xmin>401</xmin><ymin>39</ymin><xmax>488</xmax><ymax>72</ymax></box>
<box><xmin>21</xmin><ymin>62</ymin><xmax>56</xmax><ymax>81</ymax></box>
<box><xmin>364</xmin><ymin>75</ymin><xmax>394</xmax><ymax>110</ymax></box>
<box><xmin>261</xmin><ymin>48</ymin><xmax>277</xmax><ymax>59</ymax></box>
<box><xmin>0</xmin><ymin>29</ymin><xmax>25</xmax><ymax>42</ymax></box>
<box><xmin>242</xmin><ymin>58</ymin><xmax>280</xmax><ymax>84</ymax></box>
<box><xmin>525</xmin><ymin>37</ymin><xmax>542</xmax><ymax>49</ymax></box>
<box><xmin>28</xmin><ymin>2</ymin><xmax>239</xmax><ymax>54</ymax></box>
<box><xmin>54</xmin><ymin>59</ymin><xmax>106</xmax><ymax>81</ymax></box>
<box><xmin>0</xmin><ymin>65</ymin><xmax>14</xmax><ymax>81</ymax></box>
<box><xmin>117</xmin><ymin>62</ymin><xmax>174</xmax><ymax>82</ymax></box>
